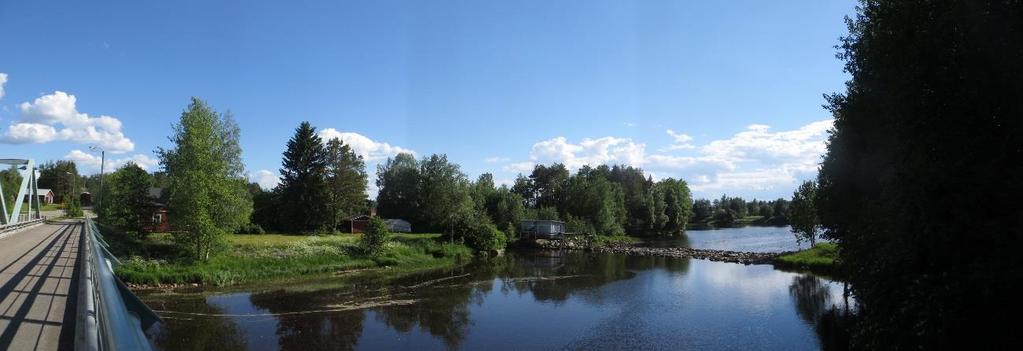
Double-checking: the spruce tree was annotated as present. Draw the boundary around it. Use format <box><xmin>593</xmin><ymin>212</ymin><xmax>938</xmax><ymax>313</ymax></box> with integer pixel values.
<box><xmin>278</xmin><ymin>122</ymin><xmax>330</xmax><ymax>233</ymax></box>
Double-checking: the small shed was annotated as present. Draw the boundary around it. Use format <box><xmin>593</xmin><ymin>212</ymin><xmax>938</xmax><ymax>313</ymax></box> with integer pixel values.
<box><xmin>25</xmin><ymin>188</ymin><xmax>55</xmax><ymax>205</ymax></box>
<box><xmin>384</xmin><ymin>219</ymin><xmax>412</xmax><ymax>233</ymax></box>
<box><xmin>520</xmin><ymin>219</ymin><xmax>567</xmax><ymax>238</ymax></box>
<box><xmin>346</xmin><ymin>215</ymin><xmax>413</xmax><ymax>233</ymax></box>
<box><xmin>80</xmin><ymin>192</ymin><xmax>93</xmax><ymax>207</ymax></box>
<box><xmin>348</xmin><ymin>215</ymin><xmax>372</xmax><ymax>233</ymax></box>
<box><xmin>143</xmin><ymin>202</ymin><xmax>170</xmax><ymax>233</ymax></box>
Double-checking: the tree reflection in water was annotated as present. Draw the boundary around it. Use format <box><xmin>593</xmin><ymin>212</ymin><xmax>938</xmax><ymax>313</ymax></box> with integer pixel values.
<box><xmin>788</xmin><ymin>275</ymin><xmax>855</xmax><ymax>351</ymax></box>
<box><xmin>148</xmin><ymin>295</ymin><xmax>247</xmax><ymax>350</ymax></box>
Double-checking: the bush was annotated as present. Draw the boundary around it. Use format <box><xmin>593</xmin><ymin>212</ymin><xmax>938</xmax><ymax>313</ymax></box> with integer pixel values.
<box><xmin>360</xmin><ymin>217</ymin><xmax>390</xmax><ymax>256</ymax></box>
<box><xmin>235</xmin><ymin>223</ymin><xmax>266</xmax><ymax>235</ymax></box>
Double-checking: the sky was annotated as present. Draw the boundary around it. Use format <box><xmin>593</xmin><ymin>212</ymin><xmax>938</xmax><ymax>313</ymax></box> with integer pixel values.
<box><xmin>0</xmin><ymin>0</ymin><xmax>857</xmax><ymax>200</ymax></box>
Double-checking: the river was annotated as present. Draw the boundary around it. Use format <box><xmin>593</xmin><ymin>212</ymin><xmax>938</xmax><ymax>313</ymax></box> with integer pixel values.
<box><xmin>142</xmin><ymin>227</ymin><xmax>851</xmax><ymax>350</ymax></box>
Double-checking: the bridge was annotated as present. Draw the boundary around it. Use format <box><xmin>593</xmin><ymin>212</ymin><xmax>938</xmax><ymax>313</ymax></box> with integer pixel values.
<box><xmin>1</xmin><ymin>159</ymin><xmax>159</xmax><ymax>351</ymax></box>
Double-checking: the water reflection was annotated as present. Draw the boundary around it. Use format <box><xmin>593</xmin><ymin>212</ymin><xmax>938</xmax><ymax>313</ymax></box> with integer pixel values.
<box><xmin>788</xmin><ymin>275</ymin><xmax>855</xmax><ymax>351</ymax></box>
<box><xmin>146</xmin><ymin>251</ymin><xmax>850</xmax><ymax>350</ymax></box>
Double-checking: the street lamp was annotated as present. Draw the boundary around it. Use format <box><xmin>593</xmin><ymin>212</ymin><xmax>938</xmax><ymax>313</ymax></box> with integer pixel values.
<box><xmin>89</xmin><ymin>145</ymin><xmax>105</xmax><ymax>208</ymax></box>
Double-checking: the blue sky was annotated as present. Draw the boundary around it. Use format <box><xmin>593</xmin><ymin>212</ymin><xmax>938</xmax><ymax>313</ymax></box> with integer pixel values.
<box><xmin>0</xmin><ymin>0</ymin><xmax>856</xmax><ymax>200</ymax></box>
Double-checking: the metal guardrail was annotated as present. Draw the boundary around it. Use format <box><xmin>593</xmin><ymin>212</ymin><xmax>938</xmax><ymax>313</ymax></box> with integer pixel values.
<box><xmin>0</xmin><ymin>217</ymin><xmax>46</xmax><ymax>235</ymax></box>
<box><xmin>76</xmin><ymin>219</ymin><xmax>161</xmax><ymax>351</ymax></box>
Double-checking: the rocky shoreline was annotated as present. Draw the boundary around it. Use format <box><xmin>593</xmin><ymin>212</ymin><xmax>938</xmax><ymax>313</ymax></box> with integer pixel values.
<box><xmin>517</xmin><ymin>238</ymin><xmax>787</xmax><ymax>265</ymax></box>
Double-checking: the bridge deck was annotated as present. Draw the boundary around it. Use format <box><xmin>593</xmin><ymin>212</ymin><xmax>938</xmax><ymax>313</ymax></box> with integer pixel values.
<box><xmin>0</xmin><ymin>221</ymin><xmax>80</xmax><ymax>351</ymax></box>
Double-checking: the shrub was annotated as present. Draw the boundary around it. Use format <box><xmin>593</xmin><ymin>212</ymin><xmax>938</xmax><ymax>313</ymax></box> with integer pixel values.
<box><xmin>360</xmin><ymin>217</ymin><xmax>390</xmax><ymax>256</ymax></box>
<box><xmin>236</xmin><ymin>223</ymin><xmax>266</xmax><ymax>234</ymax></box>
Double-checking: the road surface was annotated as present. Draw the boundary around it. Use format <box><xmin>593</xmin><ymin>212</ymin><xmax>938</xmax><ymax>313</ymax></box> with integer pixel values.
<box><xmin>0</xmin><ymin>220</ymin><xmax>80</xmax><ymax>351</ymax></box>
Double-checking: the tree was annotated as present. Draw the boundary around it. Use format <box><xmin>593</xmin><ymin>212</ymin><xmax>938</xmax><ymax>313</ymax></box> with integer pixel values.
<box><xmin>324</xmin><ymin>137</ymin><xmax>368</xmax><ymax>230</ymax></box>
<box><xmin>417</xmin><ymin>154</ymin><xmax>473</xmax><ymax>233</ymax></box>
<box><xmin>655</xmin><ymin>178</ymin><xmax>693</xmax><ymax>235</ymax></box>
<box><xmin>97</xmin><ymin>163</ymin><xmax>152</xmax><ymax>234</ymax></box>
<box><xmin>278</xmin><ymin>122</ymin><xmax>330</xmax><ymax>233</ymax></box>
<box><xmin>376</xmin><ymin>153</ymin><xmax>420</xmax><ymax>222</ymax></box>
<box><xmin>816</xmin><ymin>1</ymin><xmax>1023</xmax><ymax>347</ymax></box>
<box><xmin>360</xmin><ymin>217</ymin><xmax>390</xmax><ymax>256</ymax></box>
<box><xmin>38</xmin><ymin>160</ymin><xmax>79</xmax><ymax>204</ymax></box>
<box><xmin>691</xmin><ymin>199</ymin><xmax>713</xmax><ymax>223</ymax></box>
<box><xmin>158</xmin><ymin>98</ymin><xmax>252</xmax><ymax>261</ymax></box>
<box><xmin>0</xmin><ymin>166</ymin><xmax>22</xmax><ymax>217</ymax></box>
<box><xmin>789</xmin><ymin>180</ymin><xmax>818</xmax><ymax>247</ymax></box>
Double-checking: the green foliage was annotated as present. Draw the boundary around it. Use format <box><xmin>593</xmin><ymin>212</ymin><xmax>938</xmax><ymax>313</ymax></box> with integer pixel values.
<box><xmin>817</xmin><ymin>1</ymin><xmax>1023</xmax><ymax>347</ymax></box>
<box><xmin>157</xmin><ymin>98</ymin><xmax>253</xmax><ymax>261</ymax></box>
<box><xmin>0</xmin><ymin>166</ymin><xmax>22</xmax><ymax>216</ymax></box>
<box><xmin>96</xmin><ymin>163</ymin><xmax>152</xmax><ymax>234</ymax></box>
<box><xmin>63</xmin><ymin>195</ymin><xmax>83</xmax><ymax>217</ymax></box>
<box><xmin>789</xmin><ymin>180</ymin><xmax>819</xmax><ymax>247</ymax></box>
<box><xmin>278</xmin><ymin>121</ymin><xmax>331</xmax><ymax>233</ymax></box>
<box><xmin>324</xmin><ymin>137</ymin><xmax>368</xmax><ymax>230</ymax></box>
<box><xmin>235</xmin><ymin>223</ymin><xmax>266</xmax><ymax>235</ymax></box>
<box><xmin>360</xmin><ymin>217</ymin><xmax>391</xmax><ymax>256</ymax></box>
<box><xmin>375</xmin><ymin>153</ymin><xmax>420</xmax><ymax>222</ymax></box>
<box><xmin>774</xmin><ymin>242</ymin><xmax>837</xmax><ymax>273</ymax></box>
<box><xmin>452</xmin><ymin>210</ymin><xmax>506</xmax><ymax>252</ymax></box>
<box><xmin>114</xmin><ymin>232</ymin><xmax>470</xmax><ymax>286</ymax></box>
<box><xmin>37</xmin><ymin>160</ymin><xmax>79</xmax><ymax>204</ymax></box>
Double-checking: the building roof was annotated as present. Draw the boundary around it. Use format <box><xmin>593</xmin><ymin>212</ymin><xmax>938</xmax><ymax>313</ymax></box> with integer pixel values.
<box><xmin>36</xmin><ymin>188</ymin><xmax>53</xmax><ymax>195</ymax></box>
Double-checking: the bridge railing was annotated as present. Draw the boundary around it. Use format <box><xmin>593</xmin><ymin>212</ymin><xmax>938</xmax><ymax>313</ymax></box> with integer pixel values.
<box><xmin>76</xmin><ymin>218</ymin><xmax>161</xmax><ymax>351</ymax></box>
<box><xmin>0</xmin><ymin>217</ymin><xmax>45</xmax><ymax>235</ymax></box>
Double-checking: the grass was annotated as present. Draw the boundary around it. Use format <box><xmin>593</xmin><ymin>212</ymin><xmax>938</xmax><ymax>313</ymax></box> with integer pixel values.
<box><xmin>774</xmin><ymin>242</ymin><xmax>838</xmax><ymax>273</ymax></box>
<box><xmin>110</xmin><ymin>230</ymin><xmax>471</xmax><ymax>287</ymax></box>
<box><xmin>590</xmin><ymin>235</ymin><xmax>638</xmax><ymax>246</ymax></box>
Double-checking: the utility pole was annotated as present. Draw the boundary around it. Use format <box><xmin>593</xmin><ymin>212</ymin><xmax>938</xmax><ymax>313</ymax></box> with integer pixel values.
<box><xmin>90</xmin><ymin>146</ymin><xmax>105</xmax><ymax>209</ymax></box>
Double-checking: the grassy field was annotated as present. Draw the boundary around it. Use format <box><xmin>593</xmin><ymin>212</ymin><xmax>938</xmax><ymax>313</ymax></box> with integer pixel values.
<box><xmin>111</xmin><ymin>230</ymin><xmax>471</xmax><ymax>287</ymax></box>
<box><xmin>774</xmin><ymin>242</ymin><xmax>838</xmax><ymax>273</ymax></box>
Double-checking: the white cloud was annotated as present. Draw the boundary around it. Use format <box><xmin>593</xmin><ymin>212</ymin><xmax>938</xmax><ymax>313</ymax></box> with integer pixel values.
<box><xmin>1</xmin><ymin>91</ymin><xmax>134</xmax><ymax>152</ymax></box>
<box><xmin>64</xmin><ymin>149</ymin><xmax>158</xmax><ymax>174</ymax></box>
<box><xmin>529</xmin><ymin>136</ymin><xmax>646</xmax><ymax>170</ymax></box>
<box><xmin>249</xmin><ymin>169</ymin><xmax>281</xmax><ymax>190</ymax></box>
<box><xmin>484</xmin><ymin>156</ymin><xmax>510</xmax><ymax>163</ymax></box>
<box><xmin>0</xmin><ymin>73</ymin><xmax>7</xmax><ymax>99</ymax></box>
<box><xmin>504</xmin><ymin>161</ymin><xmax>536</xmax><ymax>174</ymax></box>
<box><xmin>508</xmin><ymin>119</ymin><xmax>833</xmax><ymax>197</ymax></box>
<box><xmin>318</xmin><ymin>128</ymin><xmax>414</xmax><ymax>161</ymax></box>
<box><xmin>664</xmin><ymin>129</ymin><xmax>695</xmax><ymax>150</ymax></box>
<box><xmin>624</xmin><ymin>122</ymin><xmax>635</xmax><ymax>127</ymax></box>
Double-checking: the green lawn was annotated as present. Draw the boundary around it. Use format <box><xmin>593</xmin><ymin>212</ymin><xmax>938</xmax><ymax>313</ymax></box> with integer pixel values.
<box><xmin>774</xmin><ymin>242</ymin><xmax>838</xmax><ymax>273</ymax></box>
<box><xmin>110</xmin><ymin>230</ymin><xmax>470</xmax><ymax>287</ymax></box>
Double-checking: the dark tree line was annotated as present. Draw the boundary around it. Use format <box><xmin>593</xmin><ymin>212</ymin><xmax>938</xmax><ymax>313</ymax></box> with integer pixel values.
<box><xmin>690</xmin><ymin>195</ymin><xmax>791</xmax><ymax>228</ymax></box>
<box><xmin>817</xmin><ymin>0</ymin><xmax>1023</xmax><ymax>348</ymax></box>
<box><xmin>510</xmin><ymin>164</ymin><xmax>693</xmax><ymax>236</ymax></box>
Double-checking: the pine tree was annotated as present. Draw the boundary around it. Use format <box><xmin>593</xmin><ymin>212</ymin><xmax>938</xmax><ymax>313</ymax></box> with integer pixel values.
<box><xmin>278</xmin><ymin>122</ymin><xmax>330</xmax><ymax>233</ymax></box>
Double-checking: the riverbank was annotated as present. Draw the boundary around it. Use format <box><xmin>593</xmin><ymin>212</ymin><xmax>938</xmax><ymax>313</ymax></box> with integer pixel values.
<box><xmin>772</xmin><ymin>242</ymin><xmax>838</xmax><ymax>274</ymax></box>
<box><xmin>111</xmin><ymin>231</ymin><xmax>472</xmax><ymax>288</ymax></box>
<box><xmin>516</xmin><ymin>236</ymin><xmax>785</xmax><ymax>265</ymax></box>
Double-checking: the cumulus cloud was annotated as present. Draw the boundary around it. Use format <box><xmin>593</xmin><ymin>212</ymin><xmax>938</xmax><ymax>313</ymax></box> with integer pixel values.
<box><xmin>1</xmin><ymin>91</ymin><xmax>134</xmax><ymax>152</ymax></box>
<box><xmin>0</xmin><ymin>73</ymin><xmax>7</xmax><ymax>99</ymax></box>
<box><xmin>65</xmin><ymin>149</ymin><xmax>158</xmax><ymax>174</ymax></box>
<box><xmin>528</xmin><ymin>136</ymin><xmax>646</xmax><ymax>170</ymax></box>
<box><xmin>507</xmin><ymin>119</ymin><xmax>834</xmax><ymax>197</ymax></box>
<box><xmin>318</xmin><ymin>128</ymin><xmax>414</xmax><ymax>161</ymax></box>
<box><xmin>249</xmin><ymin>169</ymin><xmax>281</xmax><ymax>190</ymax></box>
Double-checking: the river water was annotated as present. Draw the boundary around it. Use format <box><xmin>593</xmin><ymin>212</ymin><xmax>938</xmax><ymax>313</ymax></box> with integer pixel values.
<box><xmin>143</xmin><ymin>228</ymin><xmax>850</xmax><ymax>350</ymax></box>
